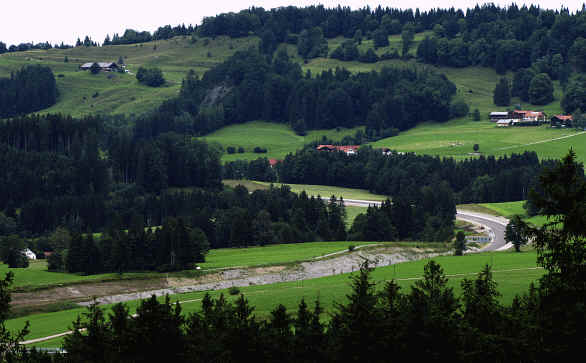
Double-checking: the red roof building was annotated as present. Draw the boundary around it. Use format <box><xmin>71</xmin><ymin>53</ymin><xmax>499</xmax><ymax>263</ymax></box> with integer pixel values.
<box><xmin>316</xmin><ymin>145</ymin><xmax>359</xmax><ymax>155</ymax></box>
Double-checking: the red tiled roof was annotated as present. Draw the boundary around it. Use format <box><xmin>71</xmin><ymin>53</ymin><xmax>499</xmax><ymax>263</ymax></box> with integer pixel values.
<box><xmin>268</xmin><ymin>159</ymin><xmax>280</xmax><ymax>166</ymax></box>
<box><xmin>316</xmin><ymin>145</ymin><xmax>359</xmax><ymax>152</ymax></box>
<box><xmin>554</xmin><ymin>115</ymin><xmax>573</xmax><ymax>121</ymax></box>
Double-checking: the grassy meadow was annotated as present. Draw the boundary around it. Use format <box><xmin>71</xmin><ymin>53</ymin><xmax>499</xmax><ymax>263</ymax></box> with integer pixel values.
<box><xmin>2</xmin><ymin>33</ymin><xmax>582</xmax><ymax>161</ymax></box>
<box><xmin>198</xmin><ymin>241</ymin><xmax>378</xmax><ymax>269</ymax></box>
<box><xmin>200</xmin><ymin>121</ymin><xmax>364</xmax><ymax>161</ymax></box>
<box><xmin>11</xmin><ymin>250</ymin><xmax>543</xmax><ymax>347</ymax></box>
<box><xmin>459</xmin><ymin>201</ymin><xmax>548</xmax><ymax>227</ymax></box>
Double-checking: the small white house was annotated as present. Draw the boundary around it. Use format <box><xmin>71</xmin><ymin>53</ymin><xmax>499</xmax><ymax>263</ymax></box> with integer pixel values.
<box><xmin>23</xmin><ymin>248</ymin><xmax>37</xmax><ymax>260</ymax></box>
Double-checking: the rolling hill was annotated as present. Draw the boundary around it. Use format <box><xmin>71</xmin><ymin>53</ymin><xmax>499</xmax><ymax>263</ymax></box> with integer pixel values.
<box><xmin>1</xmin><ymin>33</ymin><xmax>582</xmax><ymax>162</ymax></box>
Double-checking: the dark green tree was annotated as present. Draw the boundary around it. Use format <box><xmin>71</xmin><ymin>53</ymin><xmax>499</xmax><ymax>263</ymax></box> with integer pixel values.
<box><xmin>528</xmin><ymin>73</ymin><xmax>554</xmax><ymax>105</ymax></box>
<box><xmin>401</xmin><ymin>24</ymin><xmax>415</xmax><ymax>57</ymax></box>
<box><xmin>0</xmin><ymin>272</ymin><xmax>30</xmax><ymax>360</ymax></box>
<box><xmin>493</xmin><ymin>78</ymin><xmax>511</xmax><ymax>106</ymax></box>
<box><xmin>455</xmin><ymin>231</ymin><xmax>466</xmax><ymax>256</ymax></box>
<box><xmin>473</xmin><ymin>108</ymin><xmax>481</xmax><ymax>121</ymax></box>
<box><xmin>505</xmin><ymin>215</ymin><xmax>527</xmax><ymax>252</ymax></box>
<box><xmin>373</xmin><ymin>28</ymin><xmax>389</xmax><ymax>48</ymax></box>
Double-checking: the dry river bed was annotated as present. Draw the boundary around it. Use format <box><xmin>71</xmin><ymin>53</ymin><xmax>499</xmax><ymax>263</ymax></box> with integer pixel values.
<box><xmin>12</xmin><ymin>246</ymin><xmax>446</xmax><ymax>309</ymax></box>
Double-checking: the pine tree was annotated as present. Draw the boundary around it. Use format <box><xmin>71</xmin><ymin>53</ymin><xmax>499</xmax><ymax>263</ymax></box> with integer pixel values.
<box><xmin>493</xmin><ymin>78</ymin><xmax>511</xmax><ymax>106</ymax></box>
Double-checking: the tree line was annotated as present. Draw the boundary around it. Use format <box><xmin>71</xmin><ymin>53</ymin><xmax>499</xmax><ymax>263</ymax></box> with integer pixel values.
<box><xmin>0</xmin><ymin>65</ymin><xmax>58</xmax><ymax>118</ymax></box>
<box><xmin>277</xmin><ymin>147</ymin><xmax>555</xmax><ymax>204</ymax></box>
<box><xmin>135</xmin><ymin>48</ymin><xmax>457</xmax><ymax>140</ymax></box>
<box><xmin>3</xmin><ymin>153</ymin><xmax>583</xmax><ymax>361</ymax></box>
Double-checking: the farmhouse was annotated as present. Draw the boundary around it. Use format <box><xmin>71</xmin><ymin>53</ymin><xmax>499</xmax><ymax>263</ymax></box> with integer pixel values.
<box><xmin>496</xmin><ymin>119</ymin><xmax>514</xmax><ymax>127</ymax></box>
<box><xmin>23</xmin><ymin>248</ymin><xmax>36</xmax><ymax>260</ymax></box>
<box><xmin>316</xmin><ymin>145</ymin><xmax>359</xmax><ymax>155</ymax></box>
<box><xmin>490</xmin><ymin>112</ymin><xmax>510</xmax><ymax>122</ymax></box>
<box><xmin>268</xmin><ymin>159</ymin><xmax>281</xmax><ymax>167</ymax></box>
<box><xmin>511</xmin><ymin>110</ymin><xmax>547</xmax><ymax>124</ymax></box>
<box><xmin>79</xmin><ymin>62</ymin><xmax>120</xmax><ymax>72</ymax></box>
<box><xmin>551</xmin><ymin>115</ymin><xmax>573</xmax><ymax>128</ymax></box>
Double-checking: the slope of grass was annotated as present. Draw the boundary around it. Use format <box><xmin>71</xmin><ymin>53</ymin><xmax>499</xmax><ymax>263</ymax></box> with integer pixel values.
<box><xmin>200</xmin><ymin>121</ymin><xmax>364</xmax><ymax>161</ymax></box>
<box><xmin>0</xmin><ymin>261</ymin><xmax>149</xmax><ymax>290</ymax></box>
<box><xmin>459</xmin><ymin>201</ymin><xmax>548</xmax><ymax>227</ymax></box>
<box><xmin>13</xmin><ymin>251</ymin><xmax>543</xmax><ymax>347</ymax></box>
<box><xmin>252</xmin><ymin>181</ymin><xmax>387</xmax><ymax>201</ymax></box>
<box><xmin>0</xmin><ymin>35</ymin><xmax>258</xmax><ymax>117</ymax></box>
<box><xmin>199</xmin><ymin>241</ymin><xmax>377</xmax><ymax>269</ymax></box>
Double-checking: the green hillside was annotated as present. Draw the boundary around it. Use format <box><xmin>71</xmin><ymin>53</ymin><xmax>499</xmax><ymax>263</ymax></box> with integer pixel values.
<box><xmin>1</xmin><ymin>34</ymin><xmax>582</xmax><ymax>161</ymax></box>
<box><xmin>0</xmin><ymin>35</ymin><xmax>258</xmax><ymax>116</ymax></box>
<box><xmin>200</xmin><ymin>121</ymin><xmax>364</xmax><ymax>161</ymax></box>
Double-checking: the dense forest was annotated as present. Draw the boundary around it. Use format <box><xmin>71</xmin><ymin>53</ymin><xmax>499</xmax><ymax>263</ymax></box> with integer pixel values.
<box><xmin>3</xmin><ymin>151</ymin><xmax>584</xmax><ymax>362</ymax></box>
<box><xmin>277</xmin><ymin>146</ymin><xmax>554</xmax><ymax>204</ymax></box>
<box><xmin>135</xmin><ymin>48</ymin><xmax>457</xmax><ymax>138</ymax></box>
<box><xmin>0</xmin><ymin>65</ymin><xmax>58</xmax><ymax>118</ymax></box>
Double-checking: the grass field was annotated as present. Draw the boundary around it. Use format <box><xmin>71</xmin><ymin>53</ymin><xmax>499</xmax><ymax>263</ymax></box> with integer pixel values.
<box><xmin>198</xmin><ymin>241</ymin><xmax>377</xmax><ymax>269</ymax></box>
<box><xmin>10</xmin><ymin>251</ymin><xmax>543</xmax><ymax>347</ymax></box>
<box><xmin>0</xmin><ymin>35</ymin><xmax>258</xmax><ymax>117</ymax></box>
<box><xmin>459</xmin><ymin>201</ymin><xmax>548</xmax><ymax>227</ymax></box>
<box><xmin>0</xmin><ymin>260</ymin><xmax>152</xmax><ymax>290</ymax></box>
<box><xmin>2</xmin><ymin>34</ymin><xmax>582</xmax><ymax>162</ymax></box>
<box><xmin>200</xmin><ymin>121</ymin><xmax>364</xmax><ymax>161</ymax></box>
<box><xmin>254</xmin><ymin>181</ymin><xmax>387</xmax><ymax>201</ymax></box>
<box><xmin>0</xmin><ymin>241</ymin><xmax>381</xmax><ymax>290</ymax></box>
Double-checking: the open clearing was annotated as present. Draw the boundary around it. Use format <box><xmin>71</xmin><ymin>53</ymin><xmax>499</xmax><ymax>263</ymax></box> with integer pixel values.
<box><xmin>200</xmin><ymin>121</ymin><xmax>364</xmax><ymax>162</ymax></box>
<box><xmin>224</xmin><ymin>179</ymin><xmax>387</xmax><ymax>201</ymax></box>
<box><xmin>10</xmin><ymin>250</ymin><xmax>543</xmax><ymax>348</ymax></box>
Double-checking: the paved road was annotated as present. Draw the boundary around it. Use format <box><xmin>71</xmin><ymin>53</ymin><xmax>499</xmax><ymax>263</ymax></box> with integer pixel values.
<box><xmin>342</xmin><ymin>199</ymin><xmax>510</xmax><ymax>251</ymax></box>
<box><xmin>456</xmin><ymin>210</ymin><xmax>510</xmax><ymax>251</ymax></box>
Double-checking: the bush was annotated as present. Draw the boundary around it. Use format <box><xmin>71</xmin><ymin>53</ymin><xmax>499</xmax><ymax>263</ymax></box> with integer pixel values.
<box><xmin>253</xmin><ymin>146</ymin><xmax>268</xmax><ymax>153</ymax></box>
<box><xmin>136</xmin><ymin>67</ymin><xmax>165</xmax><ymax>87</ymax></box>
<box><xmin>237</xmin><ymin>147</ymin><xmax>245</xmax><ymax>153</ymax></box>
<box><xmin>450</xmin><ymin>100</ymin><xmax>469</xmax><ymax>118</ymax></box>
<box><xmin>348</xmin><ymin>245</ymin><xmax>356</xmax><ymax>252</ymax></box>
<box><xmin>229</xmin><ymin>286</ymin><xmax>240</xmax><ymax>295</ymax></box>
<box><xmin>226</xmin><ymin>146</ymin><xmax>236</xmax><ymax>154</ymax></box>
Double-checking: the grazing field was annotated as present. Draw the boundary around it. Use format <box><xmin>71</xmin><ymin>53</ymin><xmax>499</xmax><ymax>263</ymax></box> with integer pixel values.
<box><xmin>345</xmin><ymin>206</ymin><xmax>366</xmax><ymax>228</ymax></box>
<box><xmin>1</xmin><ymin>241</ymin><xmax>379</xmax><ymax>290</ymax></box>
<box><xmin>0</xmin><ymin>261</ymin><xmax>149</xmax><ymax>290</ymax></box>
<box><xmin>12</xmin><ymin>251</ymin><xmax>543</xmax><ymax>347</ymax></box>
<box><xmin>253</xmin><ymin>181</ymin><xmax>387</xmax><ymax>201</ymax></box>
<box><xmin>0</xmin><ymin>35</ymin><xmax>258</xmax><ymax>116</ymax></box>
<box><xmin>199</xmin><ymin>241</ymin><xmax>378</xmax><ymax>269</ymax></box>
<box><xmin>200</xmin><ymin>121</ymin><xmax>364</xmax><ymax>162</ymax></box>
<box><xmin>459</xmin><ymin>201</ymin><xmax>548</xmax><ymax>227</ymax></box>
<box><xmin>224</xmin><ymin>179</ymin><xmax>387</xmax><ymax>201</ymax></box>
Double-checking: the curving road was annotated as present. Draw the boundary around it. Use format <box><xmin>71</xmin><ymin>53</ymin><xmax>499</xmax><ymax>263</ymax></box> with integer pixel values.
<box><xmin>342</xmin><ymin>199</ymin><xmax>510</xmax><ymax>251</ymax></box>
<box><xmin>456</xmin><ymin>209</ymin><xmax>510</xmax><ymax>251</ymax></box>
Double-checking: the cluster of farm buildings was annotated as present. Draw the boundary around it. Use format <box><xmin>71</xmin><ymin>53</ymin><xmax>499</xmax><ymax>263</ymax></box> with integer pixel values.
<box><xmin>490</xmin><ymin>110</ymin><xmax>573</xmax><ymax>128</ymax></box>
<box><xmin>316</xmin><ymin>144</ymin><xmax>395</xmax><ymax>156</ymax></box>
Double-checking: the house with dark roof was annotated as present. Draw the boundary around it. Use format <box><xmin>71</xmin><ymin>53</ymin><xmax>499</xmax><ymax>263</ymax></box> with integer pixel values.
<box><xmin>551</xmin><ymin>115</ymin><xmax>573</xmax><ymax>128</ymax></box>
<box><xmin>79</xmin><ymin>62</ymin><xmax>120</xmax><ymax>72</ymax></box>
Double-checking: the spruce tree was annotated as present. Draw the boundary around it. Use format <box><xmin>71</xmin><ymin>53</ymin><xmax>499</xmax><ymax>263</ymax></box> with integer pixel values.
<box><xmin>493</xmin><ymin>77</ymin><xmax>511</xmax><ymax>106</ymax></box>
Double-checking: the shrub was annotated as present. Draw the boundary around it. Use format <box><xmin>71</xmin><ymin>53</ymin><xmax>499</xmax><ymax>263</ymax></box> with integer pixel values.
<box><xmin>450</xmin><ymin>100</ymin><xmax>469</xmax><ymax>118</ymax></box>
<box><xmin>237</xmin><ymin>147</ymin><xmax>245</xmax><ymax>153</ymax></box>
<box><xmin>226</xmin><ymin>146</ymin><xmax>236</xmax><ymax>154</ymax></box>
<box><xmin>348</xmin><ymin>245</ymin><xmax>356</xmax><ymax>252</ymax></box>
<box><xmin>229</xmin><ymin>286</ymin><xmax>240</xmax><ymax>295</ymax></box>
<box><xmin>136</xmin><ymin>66</ymin><xmax>165</xmax><ymax>87</ymax></box>
<box><xmin>253</xmin><ymin>146</ymin><xmax>268</xmax><ymax>153</ymax></box>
